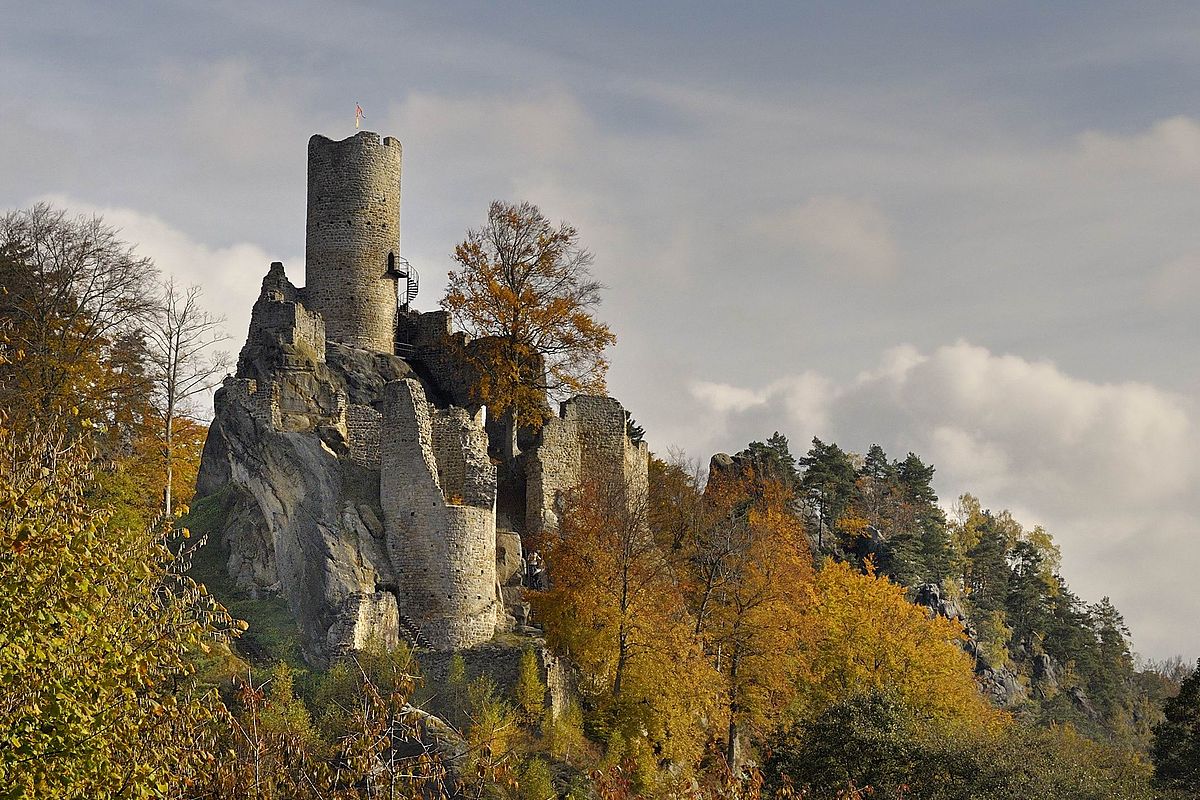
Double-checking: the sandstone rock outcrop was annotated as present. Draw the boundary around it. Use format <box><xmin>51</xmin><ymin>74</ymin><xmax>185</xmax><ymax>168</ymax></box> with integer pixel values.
<box><xmin>194</xmin><ymin>131</ymin><xmax>648</xmax><ymax>668</ymax></box>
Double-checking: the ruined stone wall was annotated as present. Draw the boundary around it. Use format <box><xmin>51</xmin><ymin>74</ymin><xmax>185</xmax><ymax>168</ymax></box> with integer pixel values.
<box><xmin>273</xmin><ymin>374</ymin><xmax>345</xmax><ymax>433</ymax></box>
<box><xmin>396</xmin><ymin>309</ymin><xmax>479</xmax><ymax>407</ymax></box>
<box><xmin>252</xmin><ymin>296</ymin><xmax>326</xmax><ymax>366</ymax></box>
<box><xmin>525</xmin><ymin>395</ymin><xmax>648</xmax><ymax>536</ymax></box>
<box><xmin>419</xmin><ymin>642</ymin><xmax>574</xmax><ymax>721</ymax></box>
<box><xmin>525</xmin><ymin>410</ymin><xmax>581</xmax><ymax>535</ymax></box>
<box><xmin>239</xmin><ymin>262</ymin><xmax>326</xmax><ymax>375</ymax></box>
<box><xmin>220</xmin><ymin>376</ymin><xmax>280</xmax><ymax>428</ymax></box>
<box><xmin>305</xmin><ymin>132</ymin><xmax>401</xmax><ymax>352</ymax></box>
<box><xmin>346</xmin><ymin>403</ymin><xmax>382</xmax><ymax>468</ymax></box>
<box><xmin>380</xmin><ymin>379</ymin><xmax>497</xmax><ymax>649</ymax></box>
<box><xmin>326</xmin><ymin>591</ymin><xmax>400</xmax><ymax>655</ymax></box>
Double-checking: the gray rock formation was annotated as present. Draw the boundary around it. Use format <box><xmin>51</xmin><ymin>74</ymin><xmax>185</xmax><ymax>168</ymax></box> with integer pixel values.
<box><xmin>912</xmin><ymin>582</ymin><xmax>966</xmax><ymax>624</ymax></box>
<box><xmin>195</xmin><ymin>131</ymin><xmax>648</xmax><ymax>667</ymax></box>
<box><xmin>912</xmin><ymin>582</ymin><xmax>1028</xmax><ymax>708</ymax></box>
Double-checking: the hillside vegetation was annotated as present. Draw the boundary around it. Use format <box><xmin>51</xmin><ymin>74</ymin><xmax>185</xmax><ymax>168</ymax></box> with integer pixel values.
<box><xmin>1</xmin><ymin>203</ymin><xmax>1197</xmax><ymax>798</ymax></box>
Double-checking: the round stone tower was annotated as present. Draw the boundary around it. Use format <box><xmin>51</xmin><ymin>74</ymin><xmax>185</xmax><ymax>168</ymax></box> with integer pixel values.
<box><xmin>305</xmin><ymin>131</ymin><xmax>402</xmax><ymax>352</ymax></box>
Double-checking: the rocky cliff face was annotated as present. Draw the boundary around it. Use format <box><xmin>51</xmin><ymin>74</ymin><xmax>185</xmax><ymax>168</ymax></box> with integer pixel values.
<box><xmin>196</xmin><ymin>263</ymin><xmax>648</xmax><ymax>667</ymax></box>
<box><xmin>196</xmin><ymin>265</ymin><xmax>428</xmax><ymax>665</ymax></box>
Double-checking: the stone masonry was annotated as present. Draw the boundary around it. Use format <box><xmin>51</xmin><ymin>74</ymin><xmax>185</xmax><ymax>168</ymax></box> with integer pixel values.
<box><xmin>525</xmin><ymin>395</ymin><xmax>649</xmax><ymax>536</ymax></box>
<box><xmin>195</xmin><ymin>130</ymin><xmax>649</xmax><ymax>666</ymax></box>
<box><xmin>305</xmin><ymin>132</ymin><xmax>402</xmax><ymax>353</ymax></box>
<box><xmin>381</xmin><ymin>380</ymin><xmax>497</xmax><ymax>650</ymax></box>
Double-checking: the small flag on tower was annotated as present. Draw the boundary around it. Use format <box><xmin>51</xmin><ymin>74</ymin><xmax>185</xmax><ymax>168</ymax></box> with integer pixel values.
<box><xmin>355</xmin><ymin>103</ymin><xmax>365</xmax><ymax>129</ymax></box>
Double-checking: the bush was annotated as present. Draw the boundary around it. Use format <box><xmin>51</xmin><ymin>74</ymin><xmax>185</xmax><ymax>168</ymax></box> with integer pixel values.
<box><xmin>0</xmin><ymin>429</ymin><xmax>240</xmax><ymax>797</ymax></box>
<box><xmin>766</xmin><ymin>690</ymin><xmax>1152</xmax><ymax>800</ymax></box>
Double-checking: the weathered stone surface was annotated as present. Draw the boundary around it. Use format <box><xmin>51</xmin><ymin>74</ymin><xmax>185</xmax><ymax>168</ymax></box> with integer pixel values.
<box><xmin>305</xmin><ymin>132</ymin><xmax>402</xmax><ymax>353</ymax></box>
<box><xmin>195</xmin><ymin>131</ymin><xmax>652</xmax><ymax>671</ymax></box>
<box><xmin>977</xmin><ymin>663</ymin><xmax>1028</xmax><ymax>708</ymax></box>
<box><xmin>495</xmin><ymin>531</ymin><xmax>523</xmax><ymax>586</ymax></box>
<box><xmin>1032</xmin><ymin>652</ymin><xmax>1058</xmax><ymax>686</ymax></box>
<box><xmin>525</xmin><ymin>395</ymin><xmax>648</xmax><ymax>536</ymax></box>
<box><xmin>199</xmin><ymin>376</ymin><xmax>396</xmax><ymax>665</ymax></box>
<box><xmin>912</xmin><ymin>582</ymin><xmax>966</xmax><ymax>623</ymax></box>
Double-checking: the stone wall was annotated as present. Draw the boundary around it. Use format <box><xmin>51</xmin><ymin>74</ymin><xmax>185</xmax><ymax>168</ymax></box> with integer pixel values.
<box><xmin>346</xmin><ymin>403</ymin><xmax>382</xmax><ymax>468</ymax></box>
<box><xmin>525</xmin><ymin>395</ymin><xmax>649</xmax><ymax>536</ymax></box>
<box><xmin>396</xmin><ymin>309</ymin><xmax>479</xmax><ymax>407</ymax></box>
<box><xmin>326</xmin><ymin>591</ymin><xmax>400</xmax><ymax>655</ymax></box>
<box><xmin>418</xmin><ymin>641</ymin><xmax>574</xmax><ymax>721</ymax></box>
<box><xmin>219</xmin><ymin>376</ymin><xmax>279</xmax><ymax>428</ymax></box>
<box><xmin>305</xmin><ymin>132</ymin><xmax>402</xmax><ymax>352</ymax></box>
<box><xmin>238</xmin><ymin>262</ymin><xmax>326</xmax><ymax>376</ymax></box>
<box><xmin>253</xmin><ymin>293</ymin><xmax>326</xmax><ymax>366</ymax></box>
<box><xmin>380</xmin><ymin>379</ymin><xmax>498</xmax><ymax>650</ymax></box>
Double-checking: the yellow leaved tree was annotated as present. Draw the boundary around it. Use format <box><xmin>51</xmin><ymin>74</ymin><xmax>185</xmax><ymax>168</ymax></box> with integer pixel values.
<box><xmin>530</xmin><ymin>479</ymin><xmax>719</xmax><ymax>790</ymax></box>
<box><xmin>796</xmin><ymin>559</ymin><xmax>1002</xmax><ymax>731</ymax></box>
<box><xmin>0</xmin><ymin>425</ymin><xmax>242</xmax><ymax>798</ymax></box>
<box><xmin>688</xmin><ymin>474</ymin><xmax>814</xmax><ymax>766</ymax></box>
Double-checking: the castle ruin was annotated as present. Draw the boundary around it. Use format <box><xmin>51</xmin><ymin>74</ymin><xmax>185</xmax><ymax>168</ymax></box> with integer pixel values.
<box><xmin>195</xmin><ymin>131</ymin><xmax>647</xmax><ymax>664</ymax></box>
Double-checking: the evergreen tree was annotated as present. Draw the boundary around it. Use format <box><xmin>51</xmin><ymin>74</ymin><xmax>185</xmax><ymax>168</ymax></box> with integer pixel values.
<box><xmin>798</xmin><ymin>437</ymin><xmax>857</xmax><ymax>553</ymax></box>
<box><xmin>965</xmin><ymin>515</ymin><xmax>1010</xmax><ymax>618</ymax></box>
<box><xmin>1087</xmin><ymin>598</ymin><xmax>1134</xmax><ymax>720</ymax></box>
<box><xmin>1152</xmin><ymin>659</ymin><xmax>1200</xmax><ymax>794</ymax></box>
<box><xmin>1005</xmin><ymin>540</ymin><xmax>1054</xmax><ymax>652</ymax></box>
<box><xmin>883</xmin><ymin>453</ymin><xmax>951</xmax><ymax>586</ymax></box>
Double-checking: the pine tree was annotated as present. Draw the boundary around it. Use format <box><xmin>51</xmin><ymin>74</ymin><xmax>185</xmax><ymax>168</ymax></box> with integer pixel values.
<box><xmin>1152</xmin><ymin>660</ymin><xmax>1200</xmax><ymax>793</ymax></box>
<box><xmin>798</xmin><ymin>438</ymin><xmax>857</xmax><ymax>553</ymax></box>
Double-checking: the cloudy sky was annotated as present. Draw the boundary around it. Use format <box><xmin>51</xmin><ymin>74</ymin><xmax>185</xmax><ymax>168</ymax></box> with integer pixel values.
<box><xmin>3</xmin><ymin>2</ymin><xmax>1199</xmax><ymax>661</ymax></box>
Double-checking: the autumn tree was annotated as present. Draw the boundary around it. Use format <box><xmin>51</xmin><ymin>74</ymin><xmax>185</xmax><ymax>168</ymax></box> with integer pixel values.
<box><xmin>796</xmin><ymin>559</ymin><xmax>998</xmax><ymax>729</ymax></box>
<box><xmin>145</xmin><ymin>279</ymin><xmax>229</xmax><ymax>517</ymax></box>
<box><xmin>691</xmin><ymin>474</ymin><xmax>813</xmax><ymax>766</ymax></box>
<box><xmin>0</xmin><ymin>424</ymin><xmax>241</xmax><ymax>797</ymax></box>
<box><xmin>442</xmin><ymin>201</ymin><xmax>616</xmax><ymax>455</ymax></box>
<box><xmin>647</xmin><ymin>450</ymin><xmax>706</xmax><ymax>553</ymax></box>
<box><xmin>767</xmin><ymin>691</ymin><xmax>1152</xmax><ymax>800</ymax></box>
<box><xmin>209</xmin><ymin>640</ymin><xmax>449</xmax><ymax>798</ymax></box>
<box><xmin>530</xmin><ymin>478</ymin><xmax>718</xmax><ymax>789</ymax></box>
<box><xmin>0</xmin><ymin>203</ymin><xmax>158</xmax><ymax>436</ymax></box>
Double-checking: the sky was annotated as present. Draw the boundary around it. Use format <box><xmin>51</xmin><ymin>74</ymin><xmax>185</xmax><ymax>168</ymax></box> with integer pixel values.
<box><xmin>3</xmin><ymin>1</ymin><xmax>1199</xmax><ymax>661</ymax></box>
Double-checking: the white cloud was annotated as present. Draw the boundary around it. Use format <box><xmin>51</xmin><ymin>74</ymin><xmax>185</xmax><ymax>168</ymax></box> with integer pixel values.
<box><xmin>690</xmin><ymin>381</ymin><xmax>766</xmax><ymax>413</ymax></box>
<box><xmin>1078</xmin><ymin>115</ymin><xmax>1200</xmax><ymax>177</ymax></box>
<box><xmin>36</xmin><ymin>193</ymin><xmax>294</xmax><ymax>361</ymax></box>
<box><xmin>751</xmin><ymin>195</ymin><xmax>899</xmax><ymax>279</ymax></box>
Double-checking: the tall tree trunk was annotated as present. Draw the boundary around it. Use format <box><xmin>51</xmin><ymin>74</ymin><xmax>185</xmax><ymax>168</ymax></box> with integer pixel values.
<box><xmin>725</xmin><ymin>654</ymin><xmax>740</xmax><ymax>768</ymax></box>
<box><xmin>163</xmin><ymin>405</ymin><xmax>173</xmax><ymax>518</ymax></box>
<box><xmin>502</xmin><ymin>405</ymin><xmax>519</xmax><ymax>461</ymax></box>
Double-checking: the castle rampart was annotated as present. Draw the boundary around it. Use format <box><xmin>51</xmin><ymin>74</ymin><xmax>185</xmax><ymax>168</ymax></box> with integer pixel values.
<box><xmin>380</xmin><ymin>379</ymin><xmax>498</xmax><ymax>649</ymax></box>
<box><xmin>526</xmin><ymin>395</ymin><xmax>649</xmax><ymax>535</ymax></box>
<box><xmin>305</xmin><ymin>132</ymin><xmax>402</xmax><ymax>352</ymax></box>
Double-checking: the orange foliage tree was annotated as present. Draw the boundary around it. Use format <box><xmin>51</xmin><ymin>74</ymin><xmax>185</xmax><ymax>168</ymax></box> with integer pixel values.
<box><xmin>692</xmin><ymin>477</ymin><xmax>814</xmax><ymax>766</ymax></box>
<box><xmin>442</xmin><ymin>201</ymin><xmax>616</xmax><ymax>452</ymax></box>
<box><xmin>530</xmin><ymin>478</ymin><xmax>719</xmax><ymax>787</ymax></box>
